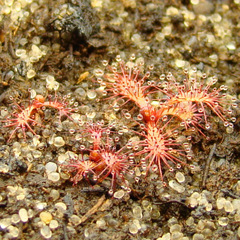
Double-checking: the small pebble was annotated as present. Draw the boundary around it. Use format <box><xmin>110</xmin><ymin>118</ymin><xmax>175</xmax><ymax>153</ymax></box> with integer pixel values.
<box><xmin>132</xmin><ymin>206</ymin><xmax>143</xmax><ymax>219</ymax></box>
<box><xmin>53</xmin><ymin>136</ymin><xmax>65</xmax><ymax>147</ymax></box>
<box><xmin>49</xmin><ymin>220</ymin><xmax>59</xmax><ymax>229</ymax></box>
<box><xmin>19</xmin><ymin>208</ymin><xmax>28</xmax><ymax>223</ymax></box>
<box><xmin>36</xmin><ymin>202</ymin><xmax>47</xmax><ymax>210</ymax></box>
<box><xmin>75</xmin><ymin>87</ymin><xmax>86</xmax><ymax>99</ymax></box>
<box><xmin>27</xmin><ymin>69</ymin><xmax>36</xmax><ymax>78</ymax></box>
<box><xmin>0</xmin><ymin>163</ymin><xmax>9</xmax><ymax>173</ymax></box>
<box><xmin>113</xmin><ymin>190</ymin><xmax>125</xmax><ymax>199</ymax></box>
<box><xmin>193</xmin><ymin>233</ymin><xmax>204</xmax><ymax>240</ymax></box>
<box><xmin>175</xmin><ymin>59</ymin><xmax>186</xmax><ymax>68</ymax></box>
<box><xmin>234</xmin><ymin>212</ymin><xmax>240</xmax><ymax>222</ymax></box>
<box><xmin>47</xmin><ymin>172</ymin><xmax>60</xmax><ymax>182</ymax></box>
<box><xmin>175</xmin><ymin>172</ymin><xmax>185</xmax><ymax>183</ymax></box>
<box><xmin>216</xmin><ymin>197</ymin><xmax>226</xmax><ymax>210</ymax></box>
<box><xmin>55</xmin><ymin>202</ymin><xmax>67</xmax><ymax>211</ymax></box>
<box><xmin>96</xmin><ymin>219</ymin><xmax>106</xmax><ymax>229</ymax></box>
<box><xmin>235</xmin><ymin>181</ymin><xmax>240</xmax><ymax>193</ymax></box>
<box><xmin>87</xmin><ymin>89</ymin><xmax>97</xmax><ymax>100</ymax></box>
<box><xmin>224</xmin><ymin>200</ymin><xmax>234</xmax><ymax>213</ymax></box>
<box><xmin>205</xmin><ymin>203</ymin><xmax>212</xmax><ymax>211</ymax></box>
<box><xmin>40</xmin><ymin>225</ymin><xmax>52</xmax><ymax>239</ymax></box>
<box><xmin>218</xmin><ymin>217</ymin><xmax>229</xmax><ymax>226</ymax></box>
<box><xmin>169</xmin><ymin>180</ymin><xmax>185</xmax><ymax>193</ymax></box>
<box><xmin>46</xmin><ymin>75</ymin><xmax>59</xmax><ymax>91</ymax></box>
<box><xmin>192</xmin><ymin>0</ymin><xmax>214</xmax><ymax>15</ymax></box>
<box><xmin>0</xmin><ymin>218</ymin><xmax>11</xmax><ymax>229</ymax></box>
<box><xmin>129</xmin><ymin>222</ymin><xmax>139</xmax><ymax>234</ymax></box>
<box><xmin>170</xmin><ymin>224</ymin><xmax>182</xmax><ymax>233</ymax></box>
<box><xmin>232</xmin><ymin>199</ymin><xmax>240</xmax><ymax>211</ymax></box>
<box><xmin>157</xmin><ymin>233</ymin><xmax>171</xmax><ymax>240</ymax></box>
<box><xmin>58</xmin><ymin>153</ymin><xmax>68</xmax><ymax>164</ymax></box>
<box><xmin>7</xmin><ymin>225</ymin><xmax>19</xmax><ymax>238</ymax></box>
<box><xmin>28</xmin><ymin>209</ymin><xmax>34</xmax><ymax>219</ymax></box>
<box><xmin>45</xmin><ymin>162</ymin><xmax>57</xmax><ymax>172</ymax></box>
<box><xmin>168</xmin><ymin>217</ymin><xmax>178</xmax><ymax>227</ymax></box>
<box><xmin>60</xmin><ymin>172</ymin><xmax>70</xmax><ymax>180</ymax></box>
<box><xmin>15</xmin><ymin>49</ymin><xmax>26</xmax><ymax>57</ymax></box>
<box><xmin>151</xmin><ymin>209</ymin><xmax>160</xmax><ymax>220</ymax></box>
<box><xmin>49</xmin><ymin>189</ymin><xmax>60</xmax><ymax>201</ymax></box>
<box><xmin>40</xmin><ymin>211</ymin><xmax>53</xmax><ymax>224</ymax></box>
<box><xmin>186</xmin><ymin>217</ymin><xmax>194</xmax><ymax>226</ymax></box>
<box><xmin>70</xmin><ymin>215</ymin><xmax>81</xmax><ymax>226</ymax></box>
<box><xmin>133</xmin><ymin>219</ymin><xmax>141</xmax><ymax>230</ymax></box>
<box><xmin>11</xmin><ymin>214</ymin><xmax>20</xmax><ymax>224</ymax></box>
<box><xmin>172</xmin><ymin>231</ymin><xmax>183</xmax><ymax>239</ymax></box>
<box><xmin>166</xmin><ymin>6</ymin><xmax>179</xmax><ymax>16</ymax></box>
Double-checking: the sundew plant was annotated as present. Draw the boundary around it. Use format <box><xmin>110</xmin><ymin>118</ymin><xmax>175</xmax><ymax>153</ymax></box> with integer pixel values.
<box><xmin>1</xmin><ymin>54</ymin><xmax>237</xmax><ymax>194</ymax></box>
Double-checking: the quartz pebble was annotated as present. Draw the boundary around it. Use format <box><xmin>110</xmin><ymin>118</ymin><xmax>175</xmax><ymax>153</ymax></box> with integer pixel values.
<box><xmin>75</xmin><ymin>87</ymin><xmax>86</xmax><ymax>99</ymax></box>
<box><xmin>40</xmin><ymin>211</ymin><xmax>53</xmax><ymax>224</ymax></box>
<box><xmin>46</xmin><ymin>75</ymin><xmax>59</xmax><ymax>91</ymax></box>
<box><xmin>53</xmin><ymin>136</ymin><xmax>65</xmax><ymax>147</ymax></box>
<box><xmin>169</xmin><ymin>180</ymin><xmax>185</xmax><ymax>193</ymax></box>
<box><xmin>47</xmin><ymin>172</ymin><xmax>60</xmax><ymax>182</ymax></box>
<box><xmin>175</xmin><ymin>59</ymin><xmax>186</xmax><ymax>68</ymax></box>
<box><xmin>113</xmin><ymin>190</ymin><xmax>125</xmax><ymax>199</ymax></box>
<box><xmin>58</xmin><ymin>153</ymin><xmax>68</xmax><ymax>164</ymax></box>
<box><xmin>132</xmin><ymin>206</ymin><xmax>143</xmax><ymax>219</ymax></box>
<box><xmin>133</xmin><ymin>219</ymin><xmax>141</xmax><ymax>230</ymax></box>
<box><xmin>7</xmin><ymin>226</ymin><xmax>19</xmax><ymax>238</ymax></box>
<box><xmin>175</xmin><ymin>172</ymin><xmax>185</xmax><ymax>183</ymax></box>
<box><xmin>87</xmin><ymin>89</ymin><xmax>97</xmax><ymax>99</ymax></box>
<box><xmin>166</xmin><ymin>6</ymin><xmax>179</xmax><ymax>16</ymax></box>
<box><xmin>7</xmin><ymin>186</ymin><xmax>27</xmax><ymax>200</ymax></box>
<box><xmin>49</xmin><ymin>220</ymin><xmax>59</xmax><ymax>229</ymax></box>
<box><xmin>40</xmin><ymin>225</ymin><xmax>52</xmax><ymax>239</ymax></box>
<box><xmin>192</xmin><ymin>0</ymin><xmax>214</xmax><ymax>15</ymax></box>
<box><xmin>70</xmin><ymin>215</ymin><xmax>81</xmax><ymax>226</ymax></box>
<box><xmin>235</xmin><ymin>180</ymin><xmax>240</xmax><ymax>193</ymax></box>
<box><xmin>0</xmin><ymin>218</ymin><xmax>11</xmax><ymax>229</ymax></box>
<box><xmin>168</xmin><ymin>217</ymin><xmax>178</xmax><ymax>227</ymax></box>
<box><xmin>36</xmin><ymin>202</ymin><xmax>47</xmax><ymax>210</ymax></box>
<box><xmin>45</xmin><ymin>162</ymin><xmax>57</xmax><ymax>172</ymax></box>
<box><xmin>11</xmin><ymin>214</ymin><xmax>20</xmax><ymax>224</ymax></box>
<box><xmin>15</xmin><ymin>49</ymin><xmax>26</xmax><ymax>57</ymax></box>
<box><xmin>232</xmin><ymin>199</ymin><xmax>240</xmax><ymax>211</ymax></box>
<box><xmin>150</xmin><ymin>208</ymin><xmax>160</xmax><ymax>220</ymax></box>
<box><xmin>49</xmin><ymin>189</ymin><xmax>60</xmax><ymax>201</ymax></box>
<box><xmin>205</xmin><ymin>203</ymin><xmax>212</xmax><ymax>211</ymax></box>
<box><xmin>172</xmin><ymin>231</ymin><xmax>183</xmax><ymax>239</ymax></box>
<box><xmin>129</xmin><ymin>221</ymin><xmax>139</xmax><ymax>234</ymax></box>
<box><xmin>234</xmin><ymin>212</ymin><xmax>240</xmax><ymax>222</ymax></box>
<box><xmin>27</xmin><ymin>69</ymin><xmax>36</xmax><ymax>78</ymax></box>
<box><xmin>186</xmin><ymin>217</ymin><xmax>194</xmax><ymax>226</ymax></box>
<box><xmin>224</xmin><ymin>200</ymin><xmax>234</xmax><ymax>213</ymax></box>
<box><xmin>96</xmin><ymin>219</ymin><xmax>106</xmax><ymax>229</ymax></box>
<box><xmin>28</xmin><ymin>209</ymin><xmax>34</xmax><ymax>219</ymax></box>
<box><xmin>0</xmin><ymin>163</ymin><xmax>9</xmax><ymax>173</ymax></box>
<box><xmin>193</xmin><ymin>233</ymin><xmax>204</xmax><ymax>240</ymax></box>
<box><xmin>19</xmin><ymin>208</ymin><xmax>28</xmax><ymax>223</ymax></box>
<box><xmin>158</xmin><ymin>233</ymin><xmax>171</xmax><ymax>240</ymax></box>
<box><xmin>218</xmin><ymin>217</ymin><xmax>229</xmax><ymax>226</ymax></box>
<box><xmin>170</xmin><ymin>224</ymin><xmax>182</xmax><ymax>233</ymax></box>
<box><xmin>216</xmin><ymin>197</ymin><xmax>225</xmax><ymax>210</ymax></box>
<box><xmin>55</xmin><ymin>202</ymin><xmax>67</xmax><ymax>211</ymax></box>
